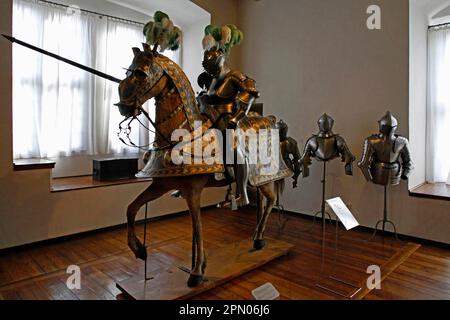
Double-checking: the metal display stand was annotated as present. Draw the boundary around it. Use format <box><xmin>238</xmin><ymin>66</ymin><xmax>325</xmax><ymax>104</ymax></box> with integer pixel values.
<box><xmin>142</xmin><ymin>203</ymin><xmax>153</xmax><ymax>281</ymax></box>
<box><xmin>367</xmin><ymin>185</ymin><xmax>400</xmax><ymax>242</ymax></box>
<box><xmin>315</xmin><ymin>211</ymin><xmax>362</xmax><ymax>299</ymax></box>
<box><xmin>307</xmin><ymin>162</ymin><xmax>332</xmax><ymax>232</ymax></box>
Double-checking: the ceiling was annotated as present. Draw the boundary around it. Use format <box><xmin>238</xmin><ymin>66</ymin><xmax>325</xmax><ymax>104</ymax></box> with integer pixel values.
<box><xmin>433</xmin><ymin>4</ymin><xmax>450</xmax><ymax>19</ymax></box>
<box><xmin>106</xmin><ymin>0</ymin><xmax>210</xmax><ymax>27</ymax></box>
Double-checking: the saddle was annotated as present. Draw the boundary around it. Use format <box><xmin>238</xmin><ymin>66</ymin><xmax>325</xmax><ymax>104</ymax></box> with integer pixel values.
<box><xmin>136</xmin><ymin>110</ymin><xmax>292</xmax><ymax>185</ymax></box>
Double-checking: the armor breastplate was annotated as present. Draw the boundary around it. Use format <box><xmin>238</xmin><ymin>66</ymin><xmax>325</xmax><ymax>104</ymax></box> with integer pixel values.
<box><xmin>311</xmin><ymin>136</ymin><xmax>339</xmax><ymax>161</ymax></box>
<box><xmin>215</xmin><ymin>75</ymin><xmax>237</xmax><ymax>99</ymax></box>
<box><xmin>371</xmin><ymin>137</ymin><xmax>400</xmax><ymax>163</ymax></box>
<box><xmin>199</xmin><ymin>73</ymin><xmax>239</xmax><ymax>110</ymax></box>
<box><xmin>359</xmin><ymin>134</ymin><xmax>412</xmax><ymax>186</ymax></box>
<box><xmin>198</xmin><ymin>73</ymin><xmax>244</xmax><ymax>124</ymax></box>
<box><xmin>301</xmin><ymin>132</ymin><xmax>355</xmax><ymax>177</ymax></box>
<box><xmin>370</xmin><ymin>162</ymin><xmax>401</xmax><ymax>186</ymax></box>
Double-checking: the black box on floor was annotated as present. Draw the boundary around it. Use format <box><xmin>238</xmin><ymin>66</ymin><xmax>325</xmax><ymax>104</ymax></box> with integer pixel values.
<box><xmin>93</xmin><ymin>158</ymin><xmax>139</xmax><ymax>181</ymax></box>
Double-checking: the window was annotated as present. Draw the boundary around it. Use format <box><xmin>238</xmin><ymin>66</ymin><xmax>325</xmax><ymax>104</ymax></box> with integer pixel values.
<box><xmin>12</xmin><ymin>0</ymin><xmax>178</xmax><ymax>162</ymax></box>
<box><xmin>427</xmin><ymin>25</ymin><xmax>450</xmax><ymax>184</ymax></box>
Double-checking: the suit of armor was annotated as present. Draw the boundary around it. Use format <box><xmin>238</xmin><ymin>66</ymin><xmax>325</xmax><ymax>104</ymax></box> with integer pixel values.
<box><xmin>300</xmin><ymin>114</ymin><xmax>355</xmax><ymax>177</ymax></box>
<box><xmin>198</xmin><ymin>49</ymin><xmax>260</xmax><ymax>207</ymax></box>
<box><xmin>358</xmin><ymin>111</ymin><xmax>414</xmax><ymax>186</ymax></box>
<box><xmin>197</xmin><ymin>50</ymin><xmax>260</xmax><ymax>130</ymax></box>
<box><xmin>278</xmin><ymin>120</ymin><xmax>301</xmax><ymax>188</ymax></box>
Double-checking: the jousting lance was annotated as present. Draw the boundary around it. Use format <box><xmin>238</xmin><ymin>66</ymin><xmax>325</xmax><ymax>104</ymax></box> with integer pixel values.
<box><xmin>1</xmin><ymin>34</ymin><xmax>122</xmax><ymax>84</ymax></box>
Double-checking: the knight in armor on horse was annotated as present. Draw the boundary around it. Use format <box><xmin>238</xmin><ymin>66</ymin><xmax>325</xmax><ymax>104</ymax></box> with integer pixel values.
<box><xmin>197</xmin><ymin>25</ymin><xmax>261</xmax><ymax>207</ymax></box>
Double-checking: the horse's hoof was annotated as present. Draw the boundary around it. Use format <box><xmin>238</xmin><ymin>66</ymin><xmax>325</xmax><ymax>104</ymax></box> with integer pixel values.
<box><xmin>187</xmin><ymin>274</ymin><xmax>204</xmax><ymax>288</ymax></box>
<box><xmin>135</xmin><ymin>245</ymin><xmax>148</xmax><ymax>261</ymax></box>
<box><xmin>253</xmin><ymin>239</ymin><xmax>266</xmax><ymax>250</ymax></box>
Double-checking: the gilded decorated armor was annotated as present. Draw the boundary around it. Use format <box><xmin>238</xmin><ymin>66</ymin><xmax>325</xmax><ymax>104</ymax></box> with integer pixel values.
<box><xmin>198</xmin><ymin>46</ymin><xmax>260</xmax><ymax>207</ymax></box>
<box><xmin>358</xmin><ymin>111</ymin><xmax>414</xmax><ymax>186</ymax></box>
<box><xmin>197</xmin><ymin>49</ymin><xmax>260</xmax><ymax>130</ymax></box>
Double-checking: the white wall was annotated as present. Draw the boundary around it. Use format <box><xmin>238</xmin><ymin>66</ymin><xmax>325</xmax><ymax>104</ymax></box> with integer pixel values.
<box><xmin>409</xmin><ymin>0</ymin><xmax>429</xmax><ymax>188</ymax></box>
<box><xmin>192</xmin><ymin>0</ymin><xmax>240</xmax><ymax>68</ymax></box>
<box><xmin>0</xmin><ymin>0</ymin><xmax>237</xmax><ymax>249</ymax></box>
<box><xmin>182</xmin><ymin>19</ymin><xmax>210</xmax><ymax>94</ymax></box>
<box><xmin>238</xmin><ymin>0</ymin><xmax>450</xmax><ymax>244</ymax></box>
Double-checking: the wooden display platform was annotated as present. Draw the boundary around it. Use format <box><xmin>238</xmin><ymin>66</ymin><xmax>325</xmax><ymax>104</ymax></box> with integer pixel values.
<box><xmin>116</xmin><ymin>238</ymin><xmax>293</xmax><ymax>300</ymax></box>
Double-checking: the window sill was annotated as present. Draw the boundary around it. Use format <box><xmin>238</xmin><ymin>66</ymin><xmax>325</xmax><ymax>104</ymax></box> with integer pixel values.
<box><xmin>51</xmin><ymin>175</ymin><xmax>152</xmax><ymax>193</ymax></box>
<box><xmin>13</xmin><ymin>159</ymin><xmax>56</xmax><ymax>171</ymax></box>
<box><xmin>409</xmin><ymin>183</ymin><xmax>450</xmax><ymax>201</ymax></box>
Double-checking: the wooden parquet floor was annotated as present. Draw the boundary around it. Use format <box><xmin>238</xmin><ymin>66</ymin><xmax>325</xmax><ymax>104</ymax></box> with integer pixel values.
<box><xmin>0</xmin><ymin>207</ymin><xmax>448</xmax><ymax>300</ymax></box>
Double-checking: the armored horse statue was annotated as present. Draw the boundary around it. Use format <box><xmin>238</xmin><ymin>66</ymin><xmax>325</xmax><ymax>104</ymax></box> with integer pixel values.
<box><xmin>115</xmin><ymin>40</ymin><xmax>296</xmax><ymax>286</ymax></box>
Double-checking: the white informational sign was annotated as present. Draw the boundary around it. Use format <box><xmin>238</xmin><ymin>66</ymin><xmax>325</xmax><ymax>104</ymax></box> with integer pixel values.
<box><xmin>325</xmin><ymin>197</ymin><xmax>359</xmax><ymax>230</ymax></box>
<box><xmin>251</xmin><ymin>282</ymin><xmax>280</xmax><ymax>300</ymax></box>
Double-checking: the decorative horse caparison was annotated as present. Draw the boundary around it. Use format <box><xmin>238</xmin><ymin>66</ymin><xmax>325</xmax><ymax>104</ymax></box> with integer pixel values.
<box><xmin>116</xmin><ymin>43</ymin><xmax>292</xmax><ymax>287</ymax></box>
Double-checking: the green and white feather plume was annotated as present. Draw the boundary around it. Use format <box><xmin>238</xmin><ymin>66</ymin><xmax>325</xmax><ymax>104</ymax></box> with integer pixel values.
<box><xmin>143</xmin><ymin>11</ymin><xmax>182</xmax><ymax>52</ymax></box>
<box><xmin>202</xmin><ymin>24</ymin><xmax>243</xmax><ymax>54</ymax></box>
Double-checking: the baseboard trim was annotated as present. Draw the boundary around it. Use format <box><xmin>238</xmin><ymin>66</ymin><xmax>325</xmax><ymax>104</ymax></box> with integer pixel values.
<box><xmin>277</xmin><ymin>208</ymin><xmax>450</xmax><ymax>249</ymax></box>
<box><xmin>0</xmin><ymin>204</ymin><xmax>217</xmax><ymax>256</ymax></box>
<box><xmin>2</xmin><ymin>205</ymin><xmax>448</xmax><ymax>255</ymax></box>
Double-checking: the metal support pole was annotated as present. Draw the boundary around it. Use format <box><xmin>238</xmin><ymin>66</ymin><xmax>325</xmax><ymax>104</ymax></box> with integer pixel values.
<box><xmin>143</xmin><ymin>202</ymin><xmax>153</xmax><ymax>281</ymax></box>
<box><xmin>320</xmin><ymin>162</ymin><xmax>327</xmax><ymax>272</ymax></box>
<box><xmin>307</xmin><ymin>161</ymin><xmax>332</xmax><ymax>232</ymax></box>
<box><xmin>321</xmin><ymin>161</ymin><xmax>327</xmax><ymax>229</ymax></box>
<box><xmin>383</xmin><ymin>185</ymin><xmax>387</xmax><ymax>234</ymax></box>
<box><xmin>367</xmin><ymin>184</ymin><xmax>401</xmax><ymax>242</ymax></box>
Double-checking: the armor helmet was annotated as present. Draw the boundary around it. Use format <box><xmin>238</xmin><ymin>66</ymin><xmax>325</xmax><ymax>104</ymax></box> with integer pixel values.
<box><xmin>277</xmin><ymin>120</ymin><xmax>289</xmax><ymax>141</ymax></box>
<box><xmin>317</xmin><ymin>113</ymin><xmax>334</xmax><ymax>134</ymax></box>
<box><xmin>378</xmin><ymin>111</ymin><xmax>398</xmax><ymax>137</ymax></box>
<box><xmin>202</xmin><ymin>49</ymin><xmax>226</xmax><ymax>77</ymax></box>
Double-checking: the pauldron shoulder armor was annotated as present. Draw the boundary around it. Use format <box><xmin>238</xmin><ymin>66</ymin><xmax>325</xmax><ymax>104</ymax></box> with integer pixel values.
<box><xmin>229</xmin><ymin>70</ymin><xmax>260</xmax><ymax>98</ymax></box>
<box><xmin>395</xmin><ymin>135</ymin><xmax>414</xmax><ymax>178</ymax></box>
<box><xmin>393</xmin><ymin>135</ymin><xmax>409</xmax><ymax>153</ymax></box>
<box><xmin>366</xmin><ymin>134</ymin><xmax>380</xmax><ymax>145</ymax></box>
<box><xmin>229</xmin><ymin>69</ymin><xmax>247</xmax><ymax>82</ymax></box>
<box><xmin>336</xmin><ymin>135</ymin><xmax>356</xmax><ymax>166</ymax></box>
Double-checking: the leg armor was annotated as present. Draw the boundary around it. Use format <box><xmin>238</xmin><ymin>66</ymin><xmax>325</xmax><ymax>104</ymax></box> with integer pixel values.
<box><xmin>235</xmin><ymin>146</ymin><xmax>250</xmax><ymax>207</ymax></box>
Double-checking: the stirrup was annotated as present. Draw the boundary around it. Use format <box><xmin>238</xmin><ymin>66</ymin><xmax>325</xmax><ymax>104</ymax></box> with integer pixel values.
<box><xmin>235</xmin><ymin>196</ymin><xmax>249</xmax><ymax>207</ymax></box>
<box><xmin>217</xmin><ymin>195</ymin><xmax>239</xmax><ymax>211</ymax></box>
<box><xmin>170</xmin><ymin>190</ymin><xmax>182</xmax><ymax>198</ymax></box>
